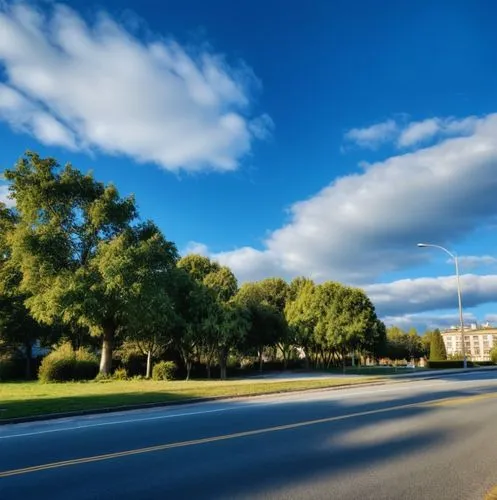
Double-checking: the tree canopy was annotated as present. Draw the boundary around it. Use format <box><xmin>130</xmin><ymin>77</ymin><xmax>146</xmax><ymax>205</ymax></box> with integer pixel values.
<box><xmin>0</xmin><ymin>152</ymin><xmax>396</xmax><ymax>380</ymax></box>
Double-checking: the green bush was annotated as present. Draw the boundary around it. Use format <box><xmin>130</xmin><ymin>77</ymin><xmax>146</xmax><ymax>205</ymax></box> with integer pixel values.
<box><xmin>113</xmin><ymin>367</ymin><xmax>128</xmax><ymax>380</ymax></box>
<box><xmin>152</xmin><ymin>361</ymin><xmax>176</xmax><ymax>381</ymax></box>
<box><xmin>490</xmin><ymin>347</ymin><xmax>497</xmax><ymax>364</ymax></box>
<box><xmin>39</xmin><ymin>357</ymin><xmax>75</xmax><ymax>383</ymax></box>
<box><xmin>38</xmin><ymin>343</ymin><xmax>99</xmax><ymax>382</ymax></box>
<box><xmin>94</xmin><ymin>372</ymin><xmax>113</xmax><ymax>383</ymax></box>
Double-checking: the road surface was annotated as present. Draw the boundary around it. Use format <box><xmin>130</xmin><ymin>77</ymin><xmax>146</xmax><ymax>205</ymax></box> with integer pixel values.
<box><xmin>1</xmin><ymin>371</ymin><xmax>497</xmax><ymax>499</ymax></box>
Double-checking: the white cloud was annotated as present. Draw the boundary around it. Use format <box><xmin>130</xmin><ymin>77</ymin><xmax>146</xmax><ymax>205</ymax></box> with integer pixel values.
<box><xmin>397</xmin><ymin>116</ymin><xmax>478</xmax><ymax>148</ymax></box>
<box><xmin>200</xmin><ymin>113</ymin><xmax>497</xmax><ymax>284</ymax></box>
<box><xmin>382</xmin><ymin>312</ymin><xmax>478</xmax><ymax>332</ymax></box>
<box><xmin>0</xmin><ymin>84</ymin><xmax>77</xmax><ymax>148</ymax></box>
<box><xmin>344</xmin><ymin>119</ymin><xmax>398</xmax><ymax>149</ymax></box>
<box><xmin>0</xmin><ymin>2</ymin><xmax>270</xmax><ymax>172</ymax></box>
<box><xmin>0</xmin><ymin>184</ymin><xmax>14</xmax><ymax>207</ymax></box>
<box><xmin>366</xmin><ymin>274</ymin><xmax>497</xmax><ymax>317</ymax></box>
<box><xmin>483</xmin><ymin>314</ymin><xmax>497</xmax><ymax>324</ymax></box>
<box><xmin>182</xmin><ymin>241</ymin><xmax>210</xmax><ymax>257</ymax></box>
<box><xmin>397</xmin><ymin>118</ymin><xmax>441</xmax><ymax>147</ymax></box>
<box><xmin>456</xmin><ymin>255</ymin><xmax>497</xmax><ymax>271</ymax></box>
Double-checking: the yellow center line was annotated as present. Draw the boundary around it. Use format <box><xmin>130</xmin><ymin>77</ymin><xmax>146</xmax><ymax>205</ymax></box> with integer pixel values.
<box><xmin>428</xmin><ymin>392</ymin><xmax>497</xmax><ymax>407</ymax></box>
<box><xmin>2</xmin><ymin>391</ymin><xmax>497</xmax><ymax>479</ymax></box>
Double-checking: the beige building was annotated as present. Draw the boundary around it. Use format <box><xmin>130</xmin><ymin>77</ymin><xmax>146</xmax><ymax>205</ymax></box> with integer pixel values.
<box><xmin>442</xmin><ymin>325</ymin><xmax>497</xmax><ymax>361</ymax></box>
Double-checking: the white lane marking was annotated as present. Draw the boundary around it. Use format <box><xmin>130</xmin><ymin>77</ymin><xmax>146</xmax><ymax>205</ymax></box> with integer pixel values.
<box><xmin>2</xmin><ymin>377</ymin><xmax>496</xmax><ymax>440</ymax></box>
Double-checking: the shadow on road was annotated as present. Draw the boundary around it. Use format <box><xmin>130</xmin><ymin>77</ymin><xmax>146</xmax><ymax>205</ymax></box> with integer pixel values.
<box><xmin>1</xmin><ymin>371</ymin><xmax>497</xmax><ymax>499</ymax></box>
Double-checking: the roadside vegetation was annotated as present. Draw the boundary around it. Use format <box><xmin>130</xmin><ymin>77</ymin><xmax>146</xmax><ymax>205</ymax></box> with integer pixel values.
<box><xmin>1</xmin><ymin>152</ymin><xmax>490</xmax><ymax>417</ymax></box>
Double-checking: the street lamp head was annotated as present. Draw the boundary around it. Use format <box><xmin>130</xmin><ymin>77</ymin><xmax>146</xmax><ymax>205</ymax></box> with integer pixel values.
<box><xmin>417</xmin><ymin>243</ymin><xmax>428</xmax><ymax>248</ymax></box>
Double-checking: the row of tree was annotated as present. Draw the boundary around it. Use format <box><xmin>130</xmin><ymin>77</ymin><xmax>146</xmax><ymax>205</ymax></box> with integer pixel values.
<box><xmin>383</xmin><ymin>326</ymin><xmax>447</xmax><ymax>362</ymax></box>
<box><xmin>0</xmin><ymin>153</ymin><xmax>440</xmax><ymax>380</ymax></box>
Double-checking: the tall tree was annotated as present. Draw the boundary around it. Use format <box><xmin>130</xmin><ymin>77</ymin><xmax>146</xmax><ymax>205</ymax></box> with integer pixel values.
<box><xmin>170</xmin><ymin>268</ymin><xmax>217</xmax><ymax>380</ymax></box>
<box><xmin>0</xmin><ymin>201</ymin><xmax>58</xmax><ymax>377</ymax></box>
<box><xmin>177</xmin><ymin>254</ymin><xmax>240</xmax><ymax>379</ymax></box>
<box><xmin>312</xmin><ymin>282</ymin><xmax>379</xmax><ymax>370</ymax></box>
<box><xmin>235</xmin><ymin>283</ymin><xmax>286</xmax><ymax>371</ymax></box>
<box><xmin>429</xmin><ymin>329</ymin><xmax>447</xmax><ymax>361</ymax></box>
<box><xmin>285</xmin><ymin>277</ymin><xmax>317</xmax><ymax>367</ymax></box>
<box><xmin>4</xmin><ymin>152</ymin><xmax>178</xmax><ymax>374</ymax></box>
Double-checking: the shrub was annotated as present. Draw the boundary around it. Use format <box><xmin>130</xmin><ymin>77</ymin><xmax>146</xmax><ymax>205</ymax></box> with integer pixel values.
<box><xmin>113</xmin><ymin>367</ymin><xmax>128</xmax><ymax>380</ymax></box>
<box><xmin>152</xmin><ymin>361</ymin><xmax>176</xmax><ymax>381</ymax></box>
<box><xmin>39</xmin><ymin>357</ymin><xmax>75</xmax><ymax>383</ymax></box>
<box><xmin>38</xmin><ymin>343</ymin><xmax>99</xmax><ymax>382</ymax></box>
<box><xmin>94</xmin><ymin>372</ymin><xmax>113</xmax><ymax>383</ymax></box>
<box><xmin>490</xmin><ymin>347</ymin><xmax>497</xmax><ymax>364</ymax></box>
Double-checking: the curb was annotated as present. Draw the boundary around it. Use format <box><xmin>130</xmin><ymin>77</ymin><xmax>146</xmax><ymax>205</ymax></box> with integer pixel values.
<box><xmin>1</xmin><ymin>367</ymin><xmax>494</xmax><ymax>426</ymax></box>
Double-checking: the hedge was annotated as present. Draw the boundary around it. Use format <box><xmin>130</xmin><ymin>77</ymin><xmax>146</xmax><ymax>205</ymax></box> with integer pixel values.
<box><xmin>427</xmin><ymin>360</ymin><xmax>495</xmax><ymax>369</ymax></box>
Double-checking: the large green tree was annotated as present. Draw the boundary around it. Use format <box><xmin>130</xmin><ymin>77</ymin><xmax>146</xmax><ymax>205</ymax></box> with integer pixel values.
<box><xmin>312</xmin><ymin>282</ymin><xmax>379</xmax><ymax>370</ymax></box>
<box><xmin>177</xmin><ymin>254</ymin><xmax>241</xmax><ymax>379</ymax></box>
<box><xmin>0</xmin><ymin>201</ymin><xmax>59</xmax><ymax>378</ymax></box>
<box><xmin>4</xmin><ymin>153</ymin><xmax>178</xmax><ymax>374</ymax></box>
<box><xmin>235</xmin><ymin>281</ymin><xmax>287</xmax><ymax>371</ymax></box>
<box><xmin>285</xmin><ymin>277</ymin><xmax>317</xmax><ymax>367</ymax></box>
<box><xmin>429</xmin><ymin>328</ymin><xmax>447</xmax><ymax>361</ymax></box>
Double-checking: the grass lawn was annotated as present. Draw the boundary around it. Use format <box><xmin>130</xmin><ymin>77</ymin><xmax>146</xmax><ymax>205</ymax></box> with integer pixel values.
<box><xmin>0</xmin><ymin>376</ymin><xmax>382</xmax><ymax>421</ymax></box>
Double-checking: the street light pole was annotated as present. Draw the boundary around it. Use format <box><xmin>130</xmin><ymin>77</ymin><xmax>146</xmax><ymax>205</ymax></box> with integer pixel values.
<box><xmin>417</xmin><ymin>243</ymin><xmax>467</xmax><ymax>369</ymax></box>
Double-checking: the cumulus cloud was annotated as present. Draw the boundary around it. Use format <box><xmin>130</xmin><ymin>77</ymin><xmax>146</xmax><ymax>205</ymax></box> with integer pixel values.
<box><xmin>182</xmin><ymin>241</ymin><xmax>210</xmax><ymax>257</ymax></box>
<box><xmin>344</xmin><ymin>119</ymin><xmax>398</xmax><ymax>149</ymax></box>
<box><xmin>397</xmin><ymin>118</ymin><xmax>441</xmax><ymax>148</ymax></box>
<box><xmin>0</xmin><ymin>184</ymin><xmax>14</xmax><ymax>207</ymax></box>
<box><xmin>0</xmin><ymin>84</ymin><xmax>76</xmax><ymax>148</ymax></box>
<box><xmin>208</xmin><ymin>113</ymin><xmax>497</xmax><ymax>284</ymax></box>
<box><xmin>345</xmin><ymin>115</ymin><xmax>479</xmax><ymax>151</ymax></box>
<box><xmin>382</xmin><ymin>312</ymin><xmax>478</xmax><ymax>332</ymax></box>
<box><xmin>456</xmin><ymin>255</ymin><xmax>497</xmax><ymax>271</ymax></box>
<box><xmin>0</xmin><ymin>2</ymin><xmax>270</xmax><ymax>172</ymax></box>
<box><xmin>398</xmin><ymin>116</ymin><xmax>478</xmax><ymax>148</ymax></box>
<box><xmin>366</xmin><ymin>274</ymin><xmax>497</xmax><ymax>317</ymax></box>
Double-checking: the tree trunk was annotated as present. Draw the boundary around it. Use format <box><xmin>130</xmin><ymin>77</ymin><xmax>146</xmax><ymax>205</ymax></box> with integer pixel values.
<box><xmin>258</xmin><ymin>349</ymin><xmax>263</xmax><ymax>372</ymax></box>
<box><xmin>146</xmin><ymin>350</ymin><xmax>152</xmax><ymax>379</ymax></box>
<box><xmin>186</xmin><ymin>360</ymin><xmax>192</xmax><ymax>381</ymax></box>
<box><xmin>342</xmin><ymin>347</ymin><xmax>346</xmax><ymax>374</ymax></box>
<box><xmin>99</xmin><ymin>325</ymin><xmax>114</xmax><ymax>375</ymax></box>
<box><xmin>219</xmin><ymin>350</ymin><xmax>227</xmax><ymax>380</ymax></box>
<box><xmin>24</xmin><ymin>341</ymin><xmax>32</xmax><ymax>380</ymax></box>
<box><xmin>283</xmin><ymin>351</ymin><xmax>288</xmax><ymax>370</ymax></box>
<box><xmin>206</xmin><ymin>363</ymin><xmax>211</xmax><ymax>379</ymax></box>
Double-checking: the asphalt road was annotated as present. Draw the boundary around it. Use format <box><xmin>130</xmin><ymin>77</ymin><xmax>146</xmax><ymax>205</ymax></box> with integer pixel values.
<box><xmin>1</xmin><ymin>371</ymin><xmax>497</xmax><ymax>499</ymax></box>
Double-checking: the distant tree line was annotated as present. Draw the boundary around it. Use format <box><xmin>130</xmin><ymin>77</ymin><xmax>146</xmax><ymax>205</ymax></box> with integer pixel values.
<box><xmin>0</xmin><ymin>152</ymin><xmax>439</xmax><ymax>381</ymax></box>
<box><xmin>381</xmin><ymin>326</ymin><xmax>446</xmax><ymax>363</ymax></box>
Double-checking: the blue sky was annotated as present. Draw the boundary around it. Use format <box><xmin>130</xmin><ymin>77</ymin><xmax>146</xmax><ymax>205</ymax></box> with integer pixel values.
<box><xmin>1</xmin><ymin>0</ymin><xmax>497</xmax><ymax>332</ymax></box>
